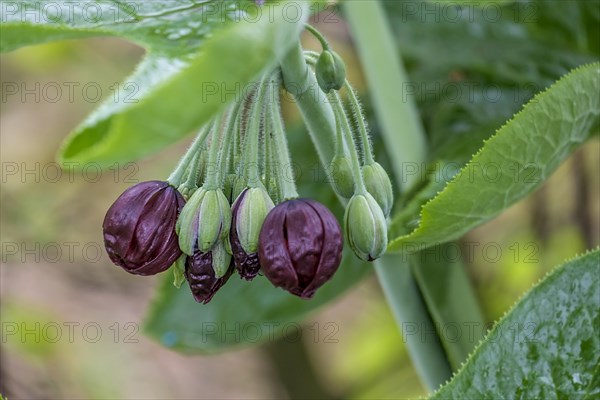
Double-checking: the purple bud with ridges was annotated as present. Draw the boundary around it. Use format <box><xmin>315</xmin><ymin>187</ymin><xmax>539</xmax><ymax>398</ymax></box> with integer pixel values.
<box><xmin>185</xmin><ymin>247</ymin><xmax>235</xmax><ymax>304</ymax></box>
<box><xmin>103</xmin><ymin>180</ymin><xmax>185</xmax><ymax>276</ymax></box>
<box><xmin>258</xmin><ymin>199</ymin><xmax>343</xmax><ymax>299</ymax></box>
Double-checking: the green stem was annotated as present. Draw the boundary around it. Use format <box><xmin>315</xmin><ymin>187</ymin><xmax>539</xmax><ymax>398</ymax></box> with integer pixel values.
<box><xmin>264</xmin><ymin>107</ymin><xmax>273</xmax><ymax>190</ymax></box>
<box><xmin>303</xmin><ymin>50</ymin><xmax>374</xmax><ymax>167</ymax></box>
<box><xmin>304</xmin><ymin>24</ymin><xmax>330</xmax><ymax>50</ymax></box>
<box><xmin>264</xmin><ymin>101</ymin><xmax>280</xmax><ymax>203</ymax></box>
<box><xmin>328</xmin><ymin>92</ymin><xmax>367</xmax><ymax>194</ymax></box>
<box><xmin>269</xmin><ymin>76</ymin><xmax>298</xmax><ymax>200</ymax></box>
<box><xmin>245</xmin><ymin>77</ymin><xmax>268</xmax><ymax>188</ymax></box>
<box><xmin>280</xmin><ymin>43</ymin><xmax>336</xmax><ymax>168</ymax></box>
<box><xmin>182</xmin><ymin>152</ymin><xmax>201</xmax><ymax>190</ymax></box>
<box><xmin>218</xmin><ymin>105</ymin><xmax>237</xmax><ymax>184</ymax></box>
<box><xmin>204</xmin><ymin>117</ymin><xmax>223</xmax><ymax>190</ymax></box>
<box><xmin>167</xmin><ymin>127</ymin><xmax>210</xmax><ymax>186</ymax></box>
<box><xmin>345</xmin><ymin>1</ymin><xmax>452</xmax><ymax>392</ymax></box>
<box><xmin>345</xmin><ymin>81</ymin><xmax>375</xmax><ymax>165</ymax></box>
<box><xmin>227</xmin><ymin>109</ymin><xmax>239</xmax><ymax>176</ymax></box>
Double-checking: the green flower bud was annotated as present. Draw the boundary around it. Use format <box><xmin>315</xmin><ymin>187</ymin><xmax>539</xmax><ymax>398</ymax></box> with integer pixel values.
<box><xmin>316</xmin><ymin>50</ymin><xmax>346</xmax><ymax>93</ymax></box>
<box><xmin>345</xmin><ymin>193</ymin><xmax>387</xmax><ymax>261</ymax></box>
<box><xmin>198</xmin><ymin>189</ymin><xmax>231</xmax><ymax>252</ymax></box>
<box><xmin>233</xmin><ymin>187</ymin><xmax>275</xmax><ymax>254</ymax></box>
<box><xmin>329</xmin><ymin>155</ymin><xmax>355</xmax><ymax>198</ymax></box>
<box><xmin>211</xmin><ymin>239</ymin><xmax>232</xmax><ymax>278</ymax></box>
<box><xmin>362</xmin><ymin>162</ymin><xmax>394</xmax><ymax>217</ymax></box>
<box><xmin>231</xmin><ymin>187</ymin><xmax>275</xmax><ymax>279</ymax></box>
<box><xmin>177</xmin><ymin>187</ymin><xmax>207</xmax><ymax>255</ymax></box>
<box><xmin>176</xmin><ymin>187</ymin><xmax>231</xmax><ymax>255</ymax></box>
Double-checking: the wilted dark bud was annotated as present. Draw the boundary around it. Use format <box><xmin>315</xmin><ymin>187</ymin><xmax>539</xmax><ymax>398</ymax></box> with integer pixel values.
<box><xmin>231</xmin><ymin>187</ymin><xmax>274</xmax><ymax>280</ymax></box>
<box><xmin>362</xmin><ymin>162</ymin><xmax>394</xmax><ymax>217</ymax></box>
<box><xmin>345</xmin><ymin>193</ymin><xmax>387</xmax><ymax>261</ymax></box>
<box><xmin>258</xmin><ymin>199</ymin><xmax>343</xmax><ymax>299</ymax></box>
<box><xmin>177</xmin><ymin>187</ymin><xmax>231</xmax><ymax>255</ymax></box>
<box><xmin>329</xmin><ymin>155</ymin><xmax>355</xmax><ymax>198</ymax></box>
<box><xmin>316</xmin><ymin>49</ymin><xmax>346</xmax><ymax>93</ymax></box>
<box><xmin>103</xmin><ymin>180</ymin><xmax>185</xmax><ymax>275</ymax></box>
<box><xmin>185</xmin><ymin>242</ymin><xmax>234</xmax><ymax>304</ymax></box>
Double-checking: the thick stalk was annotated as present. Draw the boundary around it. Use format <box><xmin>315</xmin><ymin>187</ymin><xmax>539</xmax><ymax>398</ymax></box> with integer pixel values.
<box><xmin>282</xmin><ymin>37</ymin><xmax>450</xmax><ymax>389</ymax></box>
<box><xmin>345</xmin><ymin>1</ymin><xmax>452</xmax><ymax>391</ymax></box>
<box><xmin>269</xmin><ymin>85</ymin><xmax>299</xmax><ymax>200</ymax></box>
<box><xmin>204</xmin><ymin>117</ymin><xmax>223</xmax><ymax>190</ymax></box>
<box><xmin>218</xmin><ymin>106</ymin><xmax>237</xmax><ymax>184</ymax></box>
<box><xmin>245</xmin><ymin>78</ymin><xmax>268</xmax><ymax>188</ymax></box>
<box><xmin>304</xmin><ymin>24</ymin><xmax>330</xmax><ymax>50</ymax></box>
<box><xmin>345</xmin><ymin>81</ymin><xmax>375</xmax><ymax>165</ymax></box>
<box><xmin>280</xmin><ymin>43</ymin><xmax>336</xmax><ymax>167</ymax></box>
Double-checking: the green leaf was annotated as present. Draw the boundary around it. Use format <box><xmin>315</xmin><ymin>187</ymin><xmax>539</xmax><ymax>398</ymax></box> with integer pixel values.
<box><xmin>1</xmin><ymin>1</ymin><xmax>261</xmax><ymax>57</ymax></box>
<box><xmin>385</xmin><ymin>0</ymin><xmax>599</xmax><ymax>166</ymax></box>
<box><xmin>388</xmin><ymin>63</ymin><xmax>600</xmax><ymax>253</ymax></box>
<box><xmin>430</xmin><ymin>249</ymin><xmax>600</xmax><ymax>399</ymax></box>
<box><xmin>1</xmin><ymin>1</ymin><xmax>309</xmax><ymax>167</ymax></box>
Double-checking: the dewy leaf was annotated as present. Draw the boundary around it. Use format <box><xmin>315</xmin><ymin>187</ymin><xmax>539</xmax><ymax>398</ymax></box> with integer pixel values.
<box><xmin>1</xmin><ymin>1</ymin><xmax>272</xmax><ymax>57</ymax></box>
<box><xmin>388</xmin><ymin>63</ymin><xmax>600</xmax><ymax>253</ymax></box>
<box><xmin>1</xmin><ymin>1</ymin><xmax>310</xmax><ymax>167</ymax></box>
<box><xmin>430</xmin><ymin>249</ymin><xmax>600</xmax><ymax>399</ymax></box>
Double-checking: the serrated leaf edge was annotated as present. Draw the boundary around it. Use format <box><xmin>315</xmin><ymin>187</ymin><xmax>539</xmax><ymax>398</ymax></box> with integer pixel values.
<box><xmin>423</xmin><ymin>247</ymin><xmax>600</xmax><ymax>399</ymax></box>
<box><xmin>389</xmin><ymin>62</ymin><xmax>600</xmax><ymax>252</ymax></box>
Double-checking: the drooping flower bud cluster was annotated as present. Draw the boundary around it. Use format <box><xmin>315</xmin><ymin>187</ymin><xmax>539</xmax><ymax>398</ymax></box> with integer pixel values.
<box><xmin>102</xmin><ymin>25</ymin><xmax>394</xmax><ymax>304</ymax></box>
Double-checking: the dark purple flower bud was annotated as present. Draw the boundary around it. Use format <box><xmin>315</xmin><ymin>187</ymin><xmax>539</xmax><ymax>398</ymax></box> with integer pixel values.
<box><xmin>258</xmin><ymin>199</ymin><xmax>343</xmax><ymax>299</ymax></box>
<box><xmin>185</xmin><ymin>247</ymin><xmax>235</xmax><ymax>304</ymax></box>
<box><xmin>103</xmin><ymin>180</ymin><xmax>185</xmax><ymax>276</ymax></box>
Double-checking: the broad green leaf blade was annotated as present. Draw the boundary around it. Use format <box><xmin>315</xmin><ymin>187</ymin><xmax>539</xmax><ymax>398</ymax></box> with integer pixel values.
<box><xmin>1</xmin><ymin>1</ymin><xmax>310</xmax><ymax>167</ymax></box>
<box><xmin>1</xmin><ymin>1</ymin><xmax>243</xmax><ymax>56</ymax></box>
<box><xmin>60</xmin><ymin>7</ymin><xmax>307</xmax><ymax>166</ymax></box>
<box><xmin>388</xmin><ymin>63</ymin><xmax>600</xmax><ymax>253</ymax></box>
<box><xmin>430</xmin><ymin>249</ymin><xmax>600</xmax><ymax>399</ymax></box>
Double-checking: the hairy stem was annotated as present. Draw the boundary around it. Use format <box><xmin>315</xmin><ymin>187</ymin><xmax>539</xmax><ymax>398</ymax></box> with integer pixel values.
<box><xmin>345</xmin><ymin>1</ymin><xmax>453</xmax><ymax>391</ymax></box>
<box><xmin>269</xmin><ymin>75</ymin><xmax>299</xmax><ymax>200</ymax></box>
<box><xmin>167</xmin><ymin>127</ymin><xmax>210</xmax><ymax>186</ymax></box>
<box><xmin>328</xmin><ymin>91</ymin><xmax>367</xmax><ymax>194</ymax></box>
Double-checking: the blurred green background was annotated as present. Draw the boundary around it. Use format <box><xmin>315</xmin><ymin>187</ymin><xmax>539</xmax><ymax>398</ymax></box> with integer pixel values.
<box><xmin>1</xmin><ymin>10</ymin><xmax>599</xmax><ymax>400</ymax></box>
